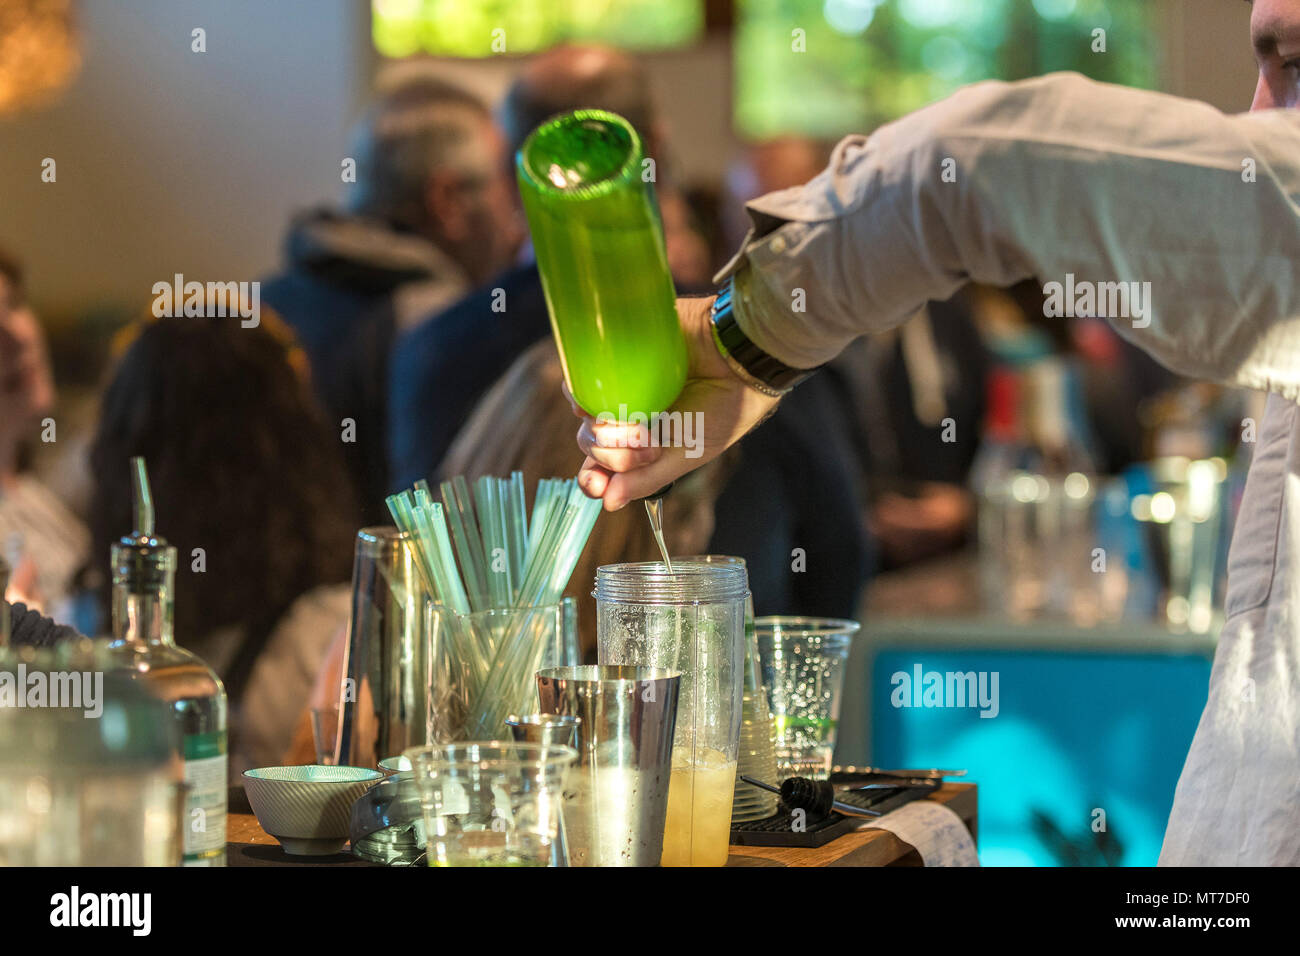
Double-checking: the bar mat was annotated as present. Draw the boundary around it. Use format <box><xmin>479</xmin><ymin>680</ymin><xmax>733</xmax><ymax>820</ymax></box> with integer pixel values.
<box><xmin>729</xmin><ymin>786</ymin><xmax>935</xmax><ymax>848</ymax></box>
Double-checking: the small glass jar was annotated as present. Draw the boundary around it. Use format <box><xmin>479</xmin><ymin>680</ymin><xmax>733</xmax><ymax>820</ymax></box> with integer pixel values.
<box><xmin>595</xmin><ymin>560</ymin><xmax>748</xmax><ymax>866</ymax></box>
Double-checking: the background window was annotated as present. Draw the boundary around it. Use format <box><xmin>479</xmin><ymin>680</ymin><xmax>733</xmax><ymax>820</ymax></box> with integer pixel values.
<box><xmin>372</xmin><ymin>0</ymin><xmax>705</xmax><ymax>58</ymax></box>
<box><xmin>736</xmin><ymin>0</ymin><xmax>1159</xmax><ymax>139</ymax></box>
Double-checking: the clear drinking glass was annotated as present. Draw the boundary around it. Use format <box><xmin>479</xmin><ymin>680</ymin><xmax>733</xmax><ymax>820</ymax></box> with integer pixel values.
<box><xmin>425</xmin><ymin>600</ymin><xmax>578</xmax><ymax>743</ymax></box>
<box><xmin>336</xmin><ymin>527</ymin><xmax>426</xmax><ymax>769</ymax></box>
<box><xmin>1142</xmin><ymin>457</ymin><xmax>1229</xmax><ymax>634</ymax></box>
<box><xmin>755</xmin><ymin>617</ymin><xmax>860</xmax><ymax>779</ymax></box>
<box><xmin>404</xmin><ymin>741</ymin><xmax>575</xmax><ymax>867</ymax></box>
<box><xmin>595</xmin><ymin>560</ymin><xmax>747</xmax><ymax>866</ymax></box>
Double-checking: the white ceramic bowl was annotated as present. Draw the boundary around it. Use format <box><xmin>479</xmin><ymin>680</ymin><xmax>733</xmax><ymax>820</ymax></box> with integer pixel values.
<box><xmin>243</xmin><ymin>765</ymin><xmax>383</xmax><ymax>856</ymax></box>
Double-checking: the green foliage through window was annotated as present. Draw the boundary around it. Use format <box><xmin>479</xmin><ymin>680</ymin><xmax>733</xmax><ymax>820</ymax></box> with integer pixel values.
<box><xmin>736</xmin><ymin>0</ymin><xmax>1158</xmax><ymax>139</ymax></box>
<box><xmin>372</xmin><ymin>0</ymin><xmax>704</xmax><ymax>58</ymax></box>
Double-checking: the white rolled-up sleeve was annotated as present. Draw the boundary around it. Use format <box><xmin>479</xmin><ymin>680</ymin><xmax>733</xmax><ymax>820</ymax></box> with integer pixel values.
<box><xmin>721</xmin><ymin>72</ymin><xmax>1300</xmax><ymax>402</ymax></box>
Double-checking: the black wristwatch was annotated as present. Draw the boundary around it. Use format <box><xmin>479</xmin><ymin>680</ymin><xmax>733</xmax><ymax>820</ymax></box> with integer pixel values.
<box><xmin>709</xmin><ymin>275</ymin><xmax>818</xmax><ymax>397</ymax></box>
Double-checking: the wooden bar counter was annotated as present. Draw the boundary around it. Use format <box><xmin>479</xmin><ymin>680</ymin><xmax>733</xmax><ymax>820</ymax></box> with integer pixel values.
<box><xmin>227</xmin><ymin>782</ymin><xmax>977</xmax><ymax>867</ymax></box>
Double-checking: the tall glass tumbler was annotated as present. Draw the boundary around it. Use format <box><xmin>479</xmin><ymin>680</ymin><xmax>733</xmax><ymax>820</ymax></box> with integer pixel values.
<box><xmin>336</xmin><ymin>527</ymin><xmax>427</xmax><ymax>769</ymax></box>
<box><xmin>517</xmin><ymin>109</ymin><xmax>687</xmax><ymax>419</ymax></box>
<box><xmin>505</xmin><ymin>712</ymin><xmax>583</xmax><ymax>866</ymax></box>
<box><xmin>755</xmin><ymin>617</ymin><xmax>859</xmax><ymax>779</ymax></box>
<box><xmin>425</xmin><ymin>600</ymin><xmax>578</xmax><ymax>743</ymax></box>
<box><xmin>596</xmin><ymin>561</ymin><xmax>748</xmax><ymax>866</ymax></box>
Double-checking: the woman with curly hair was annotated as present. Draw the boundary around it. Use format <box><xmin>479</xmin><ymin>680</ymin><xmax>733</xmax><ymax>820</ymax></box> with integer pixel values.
<box><xmin>81</xmin><ymin>306</ymin><xmax>360</xmax><ymax>775</ymax></box>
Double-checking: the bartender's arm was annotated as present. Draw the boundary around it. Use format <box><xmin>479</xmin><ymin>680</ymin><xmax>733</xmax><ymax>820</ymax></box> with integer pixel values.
<box><xmin>576</xmin><ymin>72</ymin><xmax>1300</xmax><ymax>509</ymax></box>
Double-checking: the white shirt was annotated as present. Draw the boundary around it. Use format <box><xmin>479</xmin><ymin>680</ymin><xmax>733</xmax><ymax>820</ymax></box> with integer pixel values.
<box><xmin>722</xmin><ymin>72</ymin><xmax>1300</xmax><ymax>865</ymax></box>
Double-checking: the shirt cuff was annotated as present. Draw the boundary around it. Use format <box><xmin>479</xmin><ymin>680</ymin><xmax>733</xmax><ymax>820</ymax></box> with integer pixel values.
<box><xmin>716</xmin><ymin>238</ymin><xmax>834</xmax><ymax>371</ymax></box>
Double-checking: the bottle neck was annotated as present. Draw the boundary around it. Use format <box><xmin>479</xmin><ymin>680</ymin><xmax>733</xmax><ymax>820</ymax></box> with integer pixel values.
<box><xmin>111</xmin><ymin>577</ymin><xmax>175</xmax><ymax>649</ymax></box>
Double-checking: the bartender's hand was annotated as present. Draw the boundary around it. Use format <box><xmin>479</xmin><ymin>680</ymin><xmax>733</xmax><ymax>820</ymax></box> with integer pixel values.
<box><xmin>571</xmin><ymin>296</ymin><xmax>781</xmax><ymax>511</ymax></box>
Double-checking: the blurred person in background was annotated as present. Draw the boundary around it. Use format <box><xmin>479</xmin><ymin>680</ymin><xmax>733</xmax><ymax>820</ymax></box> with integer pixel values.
<box><xmin>0</xmin><ymin>246</ymin><xmax>89</xmax><ymax>621</ymax></box>
<box><xmin>842</xmin><ymin>294</ymin><xmax>990</xmax><ymax>570</ymax></box>
<box><xmin>262</xmin><ymin>69</ymin><xmax>523</xmax><ymax>521</ymax></box>
<box><xmin>82</xmin><ymin>309</ymin><xmax>359</xmax><ymax>776</ymax></box>
<box><xmin>712</xmin><ymin>137</ymin><xmax>870</xmax><ymax>613</ymax></box>
<box><xmin>387</xmin><ymin>44</ymin><xmax>711</xmax><ymax>491</ymax></box>
<box><xmin>720</xmin><ymin>138</ymin><xmax>831</xmax><ymax>254</ymax></box>
<box><xmin>3</xmin><ymin>596</ymin><xmax>80</xmax><ymax>647</ymax></box>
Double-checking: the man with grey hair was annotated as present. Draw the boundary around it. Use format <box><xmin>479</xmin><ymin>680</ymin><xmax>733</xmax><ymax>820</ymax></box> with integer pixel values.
<box><xmin>263</xmin><ymin>70</ymin><xmax>521</xmax><ymax>519</ymax></box>
<box><xmin>345</xmin><ymin>69</ymin><xmax>522</xmax><ymax>299</ymax></box>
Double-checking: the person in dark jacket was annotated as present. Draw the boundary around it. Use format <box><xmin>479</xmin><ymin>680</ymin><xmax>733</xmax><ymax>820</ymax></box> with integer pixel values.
<box><xmin>707</xmin><ymin>367</ymin><xmax>873</xmax><ymax>618</ymax></box>
<box><xmin>387</xmin><ymin>260</ymin><xmax>550</xmax><ymax>489</ymax></box>
<box><xmin>261</xmin><ymin>68</ymin><xmax>522</xmax><ymax>519</ymax></box>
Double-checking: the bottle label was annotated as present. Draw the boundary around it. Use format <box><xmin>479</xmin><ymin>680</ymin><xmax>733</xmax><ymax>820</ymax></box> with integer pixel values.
<box><xmin>182</xmin><ymin>730</ymin><xmax>227</xmax><ymax>865</ymax></box>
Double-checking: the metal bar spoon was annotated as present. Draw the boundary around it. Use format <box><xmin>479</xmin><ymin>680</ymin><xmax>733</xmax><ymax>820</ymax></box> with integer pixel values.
<box><xmin>643</xmin><ymin>483</ymin><xmax>675</xmax><ymax>572</ymax></box>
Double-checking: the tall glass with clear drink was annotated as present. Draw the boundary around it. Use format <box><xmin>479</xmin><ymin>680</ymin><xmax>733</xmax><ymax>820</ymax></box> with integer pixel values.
<box><xmin>595</xmin><ymin>560</ymin><xmax>747</xmax><ymax>866</ymax></box>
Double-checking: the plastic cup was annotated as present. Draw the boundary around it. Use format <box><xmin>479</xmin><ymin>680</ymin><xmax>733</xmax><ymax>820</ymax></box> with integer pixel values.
<box><xmin>755</xmin><ymin>617</ymin><xmax>859</xmax><ymax>779</ymax></box>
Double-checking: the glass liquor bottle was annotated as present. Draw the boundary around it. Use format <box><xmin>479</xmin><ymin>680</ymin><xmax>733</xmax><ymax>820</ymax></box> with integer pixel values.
<box><xmin>107</xmin><ymin>458</ymin><xmax>228</xmax><ymax>866</ymax></box>
<box><xmin>517</xmin><ymin>109</ymin><xmax>688</xmax><ymax>420</ymax></box>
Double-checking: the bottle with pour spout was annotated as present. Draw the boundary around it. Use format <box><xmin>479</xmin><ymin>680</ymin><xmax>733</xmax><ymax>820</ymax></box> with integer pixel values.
<box><xmin>107</xmin><ymin>457</ymin><xmax>228</xmax><ymax>865</ymax></box>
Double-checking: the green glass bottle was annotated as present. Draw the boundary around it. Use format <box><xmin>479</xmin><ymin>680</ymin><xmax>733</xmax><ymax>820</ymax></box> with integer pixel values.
<box><xmin>518</xmin><ymin>109</ymin><xmax>687</xmax><ymax>419</ymax></box>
